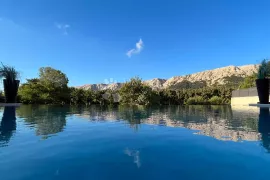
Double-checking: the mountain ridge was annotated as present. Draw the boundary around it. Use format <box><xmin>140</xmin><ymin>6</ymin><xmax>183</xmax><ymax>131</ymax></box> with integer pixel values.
<box><xmin>77</xmin><ymin>64</ymin><xmax>259</xmax><ymax>91</ymax></box>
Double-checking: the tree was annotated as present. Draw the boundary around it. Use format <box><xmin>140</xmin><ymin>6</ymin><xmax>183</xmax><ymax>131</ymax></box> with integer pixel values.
<box><xmin>39</xmin><ymin>67</ymin><xmax>69</xmax><ymax>88</ymax></box>
<box><xmin>208</xmin><ymin>96</ymin><xmax>223</xmax><ymax>105</ymax></box>
<box><xmin>119</xmin><ymin>77</ymin><xmax>156</xmax><ymax>105</ymax></box>
<box><xmin>18</xmin><ymin>78</ymin><xmax>44</xmax><ymax>104</ymax></box>
<box><xmin>239</xmin><ymin>73</ymin><xmax>257</xmax><ymax>89</ymax></box>
<box><xmin>70</xmin><ymin>88</ymin><xmax>94</xmax><ymax>105</ymax></box>
<box><xmin>186</xmin><ymin>96</ymin><xmax>207</xmax><ymax>105</ymax></box>
<box><xmin>19</xmin><ymin>67</ymin><xmax>70</xmax><ymax>104</ymax></box>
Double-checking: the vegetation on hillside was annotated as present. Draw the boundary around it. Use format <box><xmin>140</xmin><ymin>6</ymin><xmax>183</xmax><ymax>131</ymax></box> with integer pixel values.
<box><xmin>17</xmin><ymin>68</ymin><xmax>234</xmax><ymax>105</ymax></box>
<box><xmin>239</xmin><ymin>73</ymin><xmax>257</xmax><ymax>89</ymax></box>
<box><xmin>18</xmin><ymin>61</ymin><xmax>270</xmax><ymax>106</ymax></box>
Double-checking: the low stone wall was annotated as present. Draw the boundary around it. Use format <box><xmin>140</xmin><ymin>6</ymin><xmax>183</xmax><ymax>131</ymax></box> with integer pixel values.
<box><xmin>231</xmin><ymin>87</ymin><xmax>259</xmax><ymax>105</ymax></box>
<box><xmin>231</xmin><ymin>96</ymin><xmax>259</xmax><ymax>105</ymax></box>
<box><xmin>230</xmin><ymin>87</ymin><xmax>270</xmax><ymax>105</ymax></box>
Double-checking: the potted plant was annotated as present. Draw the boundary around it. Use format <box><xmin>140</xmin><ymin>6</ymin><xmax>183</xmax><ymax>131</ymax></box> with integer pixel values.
<box><xmin>256</xmin><ymin>60</ymin><xmax>269</xmax><ymax>104</ymax></box>
<box><xmin>0</xmin><ymin>63</ymin><xmax>20</xmax><ymax>103</ymax></box>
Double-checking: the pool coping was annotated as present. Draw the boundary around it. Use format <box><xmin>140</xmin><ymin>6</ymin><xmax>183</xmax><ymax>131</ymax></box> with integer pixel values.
<box><xmin>249</xmin><ymin>103</ymin><xmax>270</xmax><ymax>108</ymax></box>
<box><xmin>0</xmin><ymin>103</ymin><xmax>22</xmax><ymax>107</ymax></box>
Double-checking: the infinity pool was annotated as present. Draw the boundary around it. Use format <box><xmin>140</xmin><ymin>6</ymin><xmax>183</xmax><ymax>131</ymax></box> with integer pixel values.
<box><xmin>0</xmin><ymin>105</ymin><xmax>270</xmax><ymax>180</ymax></box>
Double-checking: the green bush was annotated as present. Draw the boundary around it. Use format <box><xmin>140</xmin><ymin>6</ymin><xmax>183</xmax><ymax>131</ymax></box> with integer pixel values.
<box><xmin>239</xmin><ymin>73</ymin><xmax>257</xmax><ymax>89</ymax></box>
<box><xmin>208</xmin><ymin>96</ymin><xmax>223</xmax><ymax>105</ymax></box>
<box><xmin>257</xmin><ymin>59</ymin><xmax>269</xmax><ymax>79</ymax></box>
<box><xmin>19</xmin><ymin>67</ymin><xmax>70</xmax><ymax>104</ymax></box>
<box><xmin>186</xmin><ymin>96</ymin><xmax>207</xmax><ymax>105</ymax></box>
<box><xmin>119</xmin><ymin>77</ymin><xmax>154</xmax><ymax>105</ymax></box>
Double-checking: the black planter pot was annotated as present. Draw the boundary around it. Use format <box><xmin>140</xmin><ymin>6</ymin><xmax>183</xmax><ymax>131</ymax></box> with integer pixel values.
<box><xmin>256</xmin><ymin>79</ymin><xmax>269</xmax><ymax>104</ymax></box>
<box><xmin>258</xmin><ymin>108</ymin><xmax>270</xmax><ymax>152</ymax></box>
<box><xmin>3</xmin><ymin>79</ymin><xmax>20</xmax><ymax>103</ymax></box>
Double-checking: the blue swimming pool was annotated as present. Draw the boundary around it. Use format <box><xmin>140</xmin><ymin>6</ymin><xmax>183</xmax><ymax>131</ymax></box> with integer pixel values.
<box><xmin>0</xmin><ymin>105</ymin><xmax>270</xmax><ymax>180</ymax></box>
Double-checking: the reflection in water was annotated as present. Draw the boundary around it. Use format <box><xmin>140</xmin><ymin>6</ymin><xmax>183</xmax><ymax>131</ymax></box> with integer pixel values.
<box><xmin>75</xmin><ymin>105</ymin><xmax>260</xmax><ymax>141</ymax></box>
<box><xmin>2</xmin><ymin>105</ymin><xmax>270</xmax><ymax>180</ymax></box>
<box><xmin>124</xmin><ymin>148</ymin><xmax>141</xmax><ymax>168</ymax></box>
<box><xmin>16</xmin><ymin>105</ymin><xmax>68</xmax><ymax>139</ymax></box>
<box><xmin>0</xmin><ymin>107</ymin><xmax>16</xmax><ymax>146</ymax></box>
<box><xmin>258</xmin><ymin>108</ymin><xmax>270</xmax><ymax>152</ymax></box>
<box><xmin>3</xmin><ymin>104</ymin><xmax>270</xmax><ymax>152</ymax></box>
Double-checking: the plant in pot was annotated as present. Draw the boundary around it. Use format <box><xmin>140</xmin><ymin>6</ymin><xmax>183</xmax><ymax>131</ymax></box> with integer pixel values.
<box><xmin>0</xmin><ymin>63</ymin><xmax>20</xmax><ymax>103</ymax></box>
<box><xmin>256</xmin><ymin>60</ymin><xmax>269</xmax><ymax>104</ymax></box>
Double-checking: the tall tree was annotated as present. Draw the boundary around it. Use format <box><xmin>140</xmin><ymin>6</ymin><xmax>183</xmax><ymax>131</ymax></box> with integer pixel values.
<box><xmin>119</xmin><ymin>77</ymin><xmax>155</xmax><ymax>105</ymax></box>
<box><xmin>39</xmin><ymin>67</ymin><xmax>69</xmax><ymax>88</ymax></box>
<box><xmin>19</xmin><ymin>67</ymin><xmax>70</xmax><ymax>104</ymax></box>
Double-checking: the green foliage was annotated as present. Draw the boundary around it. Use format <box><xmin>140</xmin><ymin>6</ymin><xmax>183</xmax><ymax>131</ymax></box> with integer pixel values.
<box><xmin>19</xmin><ymin>67</ymin><xmax>70</xmax><ymax>104</ymax></box>
<box><xmin>39</xmin><ymin>67</ymin><xmax>69</xmax><ymax>88</ymax></box>
<box><xmin>0</xmin><ymin>63</ymin><xmax>19</xmax><ymax>82</ymax></box>
<box><xmin>118</xmin><ymin>78</ymin><xmax>232</xmax><ymax>106</ymax></box>
<box><xmin>69</xmin><ymin>88</ymin><xmax>113</xmax><ymax>106</ymax></box>
<box><xmin>70</xmin><ymin>88</ymin><xmax>91</xmax><ymax>105</ymax></box>
<box><xmin>18</xmin><ymin>66</ymin><xmax>234</xmax><ymax>106</ymax></box>
<box><xmin>239</xmin><ymin>73</ymin><xmax>257</xmax><ymax>89</ymax></box>
<box><xmin>208</xmin><ymin>96</ymin><xmax>223</xmax><ymax>105</ymax></box>
<box><xmin>19</xmin><ymin>79</ymin><xmax>43</xmax><ymax>104</ymax></box>
<box><xmin>107</xmin><ymin>91</ymin><xmax>114</xmax><ymax>105</ymax></box>
<box><xmin>0</xmin><ymin>63</ymin><xmax>20</xmax><ymax>103</ymax></box>
<box><xmin>92</xmin><ymin>90</ymin><xmax>107</xmax><ymax>105</ymax></box>
<box><xmin>257</xmin><ymin>59</ymin><xmax>269</xmax><ymax>79</ymax></box>
<box><xmin>119</xmin><ymin>77</ymin><xmax>156</xmax><ymax>105</ymax></box>
<box><xmin>186</xmin><ymin>96</ymin><xmax>207</xmax><ymax>105</ymax></box>
<box><xmin>223</xmin><ymin>76</ymin><xmax>244</xmax><ymax>88</ymax></box>
<box><xmin>242</xmin><ymin>60</ymin><xmax>270</xmax><ymax>83</ymax></box>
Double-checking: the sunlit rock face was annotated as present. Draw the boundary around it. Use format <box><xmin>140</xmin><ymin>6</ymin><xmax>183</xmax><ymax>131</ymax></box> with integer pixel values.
<box><xmin>77</xmin><ymin>64</ymin><xmax>258</xmax><ymax>90</ymax></box>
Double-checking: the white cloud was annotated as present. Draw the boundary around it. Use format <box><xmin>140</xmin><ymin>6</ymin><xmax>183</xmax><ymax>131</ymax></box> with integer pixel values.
<box><xmin>126</xmin><ymin>38</ymin><xmax>144</xmax><ymax>58</ymax></box>
<box><xmin>55</xmin><ymin>22</ymin><xmax>70</xmax><ymax>35</ymax></box>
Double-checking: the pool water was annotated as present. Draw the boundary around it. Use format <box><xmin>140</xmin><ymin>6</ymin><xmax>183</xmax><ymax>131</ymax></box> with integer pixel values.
<box><xmin>0</xmin><ymin>105</ymin><xmax>270</xmax><ymax>180</ymax></box>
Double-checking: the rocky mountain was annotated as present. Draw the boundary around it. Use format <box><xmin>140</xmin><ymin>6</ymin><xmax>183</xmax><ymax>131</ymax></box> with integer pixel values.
<box><xmin>163</xmin><ymin>64</ymin><xmax>258</xmax><ymax>89</ymax></box>
<box><xmin>77</xmin><ymin>83</ymin><xmax>123</xmax><ymax>91</ymax></box>
<box><xmin>77</xmin><ymin>64</ymin><xmax>259</xmax><ymax>91</ymax></box>
<box><xmin>143</xmin><ymin>78</ymin><xmax>167</xmax><ymax>90</ymax></box>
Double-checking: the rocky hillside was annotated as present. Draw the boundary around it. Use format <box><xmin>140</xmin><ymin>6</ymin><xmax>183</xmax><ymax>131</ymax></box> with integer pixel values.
<box><xmin>77</xmin><ymin>83</ymin><xmax>123</xmax><ymax>91</ymax></box>
<box><xmin>163</xmin><ymin>65</ymin><xmax>258</xmax><ymax>89</ymax></box>
<box><xmin>143</xmin><ymin>78</ymin><xmax>167</xmax><ymax>90</ymax></box>
<box><xmin>77</xmin><ymin>64</ymin><xmax>258</xmax><ymax>91</ymax></box>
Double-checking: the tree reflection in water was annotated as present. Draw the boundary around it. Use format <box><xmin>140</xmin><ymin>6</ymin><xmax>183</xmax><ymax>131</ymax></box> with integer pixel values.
<box><xmin>0</xmin><ymin>106</ymin><xmax>16</xmax><ymax>146</ymax></box>
<box><xmin>4</xmin><ymin>104</ymin><xmax>270</xmax><ymax>153</ymax></box>
<box><xmin>16</xmin><ymin>105</ymin><xmax>68</xmax><ymax>139</ymax></box>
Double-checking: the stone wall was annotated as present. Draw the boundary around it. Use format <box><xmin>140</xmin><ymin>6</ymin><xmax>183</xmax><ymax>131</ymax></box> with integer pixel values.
<box><xmin>231</xmin><ymin>87</ymin><xmax>260</xmax><ymax>105</ymax></box>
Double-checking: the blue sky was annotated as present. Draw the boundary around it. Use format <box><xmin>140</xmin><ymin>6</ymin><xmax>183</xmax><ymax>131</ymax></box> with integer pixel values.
<box><xmin>0</xmin><ymin>0</ymin><xmax>270</xmax><ymax>86</ymax></box>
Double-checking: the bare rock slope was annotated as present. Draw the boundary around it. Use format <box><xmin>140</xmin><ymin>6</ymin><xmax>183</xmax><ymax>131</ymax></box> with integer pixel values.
<box><xmin>77</xmin><ymin>64</ymin><xmax>258</xmax><ymax>91</ymax></box>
